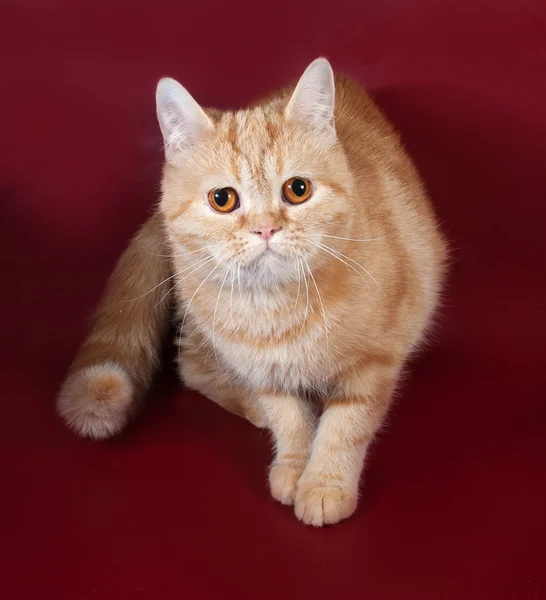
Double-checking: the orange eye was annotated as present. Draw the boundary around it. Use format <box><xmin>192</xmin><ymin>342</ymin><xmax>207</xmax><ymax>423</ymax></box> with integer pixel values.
<box><xmin>282</xmin><ymin>177</ymin><xmax>312</xmax><ymax>204</ymax></box>
<box><xmin>208</xmin><ymin>187</ymin><xmax>240</xmax><ymax>213</ymax></box>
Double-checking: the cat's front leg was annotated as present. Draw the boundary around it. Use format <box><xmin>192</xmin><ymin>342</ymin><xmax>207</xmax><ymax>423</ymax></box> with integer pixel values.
<box><xmin>259</xmin><ymin>394</ymin><xmax>316</xmax><ymax>506</ymax></box>
<box><xmin>295</xmin><ymin>366</ymin><xmax>397</xmax><ymax>526</ymax></box>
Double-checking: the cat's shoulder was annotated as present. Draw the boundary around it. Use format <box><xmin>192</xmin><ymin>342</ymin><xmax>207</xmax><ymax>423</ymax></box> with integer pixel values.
<box><xmin>333</xmin><ymin>74</ymin><xmax>395</xmax><ymax>136</ymax></box>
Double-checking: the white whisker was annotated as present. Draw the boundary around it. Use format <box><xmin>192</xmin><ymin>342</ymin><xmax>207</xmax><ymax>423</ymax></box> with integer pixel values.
<box><xmin>180</xmin><ymin>262</ymin><xmax>221</xmax><ymax>336</ymax></box>
<box><xmin>314</xmin><ymin>234</ymin><xmax>383</xmax><ymax>243</ymax></box>
<box><xmin>211</xmin><ymin>261</ymin><xmax>232</xmax><ymax>366</ymax></box>
<box><xmin>177</xmin><ymin>262</ymin><xmax>221</xmax><ymax>364</ymax></box>
<box><xmin>296</xmin><ymin>255</ymin><xmax>310</xmax><ymax>336</ymax></box>
<box><xmin>237</xmin><ymin>262</ymin><xmax>246</xmax><ymax>308</ymax></box>
<box><xmin>310</xmin><ymin>239</ymin><xmax>384</xmax><ymax>295</ymax></box>
<box><xmin>230</xmin><ymin>262</ymin><xmax>245</xmax><ymax>346</ymax></box>
<box><xmin>301</xmin><ymin>220</ymin><xmax>347</xmax><ymax>233</ymax></box>
<box><xmin>302</xmin><ymin>256</ymin><xmax>329</xmax><ymax>346</ymax></box>
<box><xmin>293</xmin><ymin>257</ymin><xmax>302</xmax><ymax>310</ymax></box>
<box><xmin>299</xmin><ymin>256</ymin><xmax>310</xmax><ymax>320</ymax></box>
<box><xmin>308</xmin><ymin>240</ymin><xmax>370</xmax><ymax>290</ymax></box>
<box><xmin>153</xmin><ymin>255</ymin><xmax>216</xmax><ymax>308</ymax></box>
<box><xmin>142</xmin><ymin>244</ymin><xmax>215</xmax><ymax>259</ymax></box>
<box><xmin>122</xmin><ymin>254</ymin><xmax>213</xmax><ymax>303</ymax></box>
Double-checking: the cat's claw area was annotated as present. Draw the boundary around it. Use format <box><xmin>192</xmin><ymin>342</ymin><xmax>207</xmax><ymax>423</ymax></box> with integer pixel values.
<box><xmin>294</xmin><ymin>482</ymin><xmax>357</xmax><ymax>527</ymax></box>
<box><xmin>269</xmin><ymin>463</ymin><xmax>305</xmax><ymax>505</ymax></box>
<box><xmin>57</xmin><ymin>362</ymin><xmax>134</xmax><ymax>440</ymax></box>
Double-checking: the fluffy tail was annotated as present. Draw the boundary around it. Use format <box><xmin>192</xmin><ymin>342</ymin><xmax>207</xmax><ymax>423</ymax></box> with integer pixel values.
<box><xmin>57</xmin><ymin>212</ymin><xmax>172</xmax><ymax>439</ymax></box>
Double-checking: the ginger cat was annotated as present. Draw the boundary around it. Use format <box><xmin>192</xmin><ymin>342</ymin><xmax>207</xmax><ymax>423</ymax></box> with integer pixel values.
<box><xmin>58</xmin><ymin>58</ymin><xmax>447</xmax><ymax>526</ymax></box>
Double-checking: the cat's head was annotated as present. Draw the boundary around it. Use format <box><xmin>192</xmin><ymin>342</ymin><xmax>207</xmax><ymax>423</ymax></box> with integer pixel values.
<box><xmin>157</xmin><ymin>58</ymin><xmax>354</xmax><ymax>289</ymax></box>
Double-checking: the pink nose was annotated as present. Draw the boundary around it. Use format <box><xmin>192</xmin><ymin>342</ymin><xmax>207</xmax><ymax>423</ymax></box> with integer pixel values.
<box><xmin>252</xmin><ymin>226</ymin><xmax>280</xmax><ymax>240</ymax></box>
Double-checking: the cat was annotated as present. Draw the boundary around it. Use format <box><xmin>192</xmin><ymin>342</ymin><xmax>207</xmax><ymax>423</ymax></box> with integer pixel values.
<box><xmin>57</xmin><ymin>58</ymin><xmax>447</xmax><ymax>526</ymax></box>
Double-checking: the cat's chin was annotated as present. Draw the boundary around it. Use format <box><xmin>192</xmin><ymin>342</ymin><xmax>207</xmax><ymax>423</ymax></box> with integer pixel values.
<box><xmin>248</xmin><ymin>244</ymin><xmax>278</xmax><ymax>260</ymax></box>
<box><xmin>243</xmin><ymin>245</ymin><xmax>283</xmax><ymax>267</ymax></box>
<box><xmin>238</xmin><ymin>250</ymin><xmax>296</xmax><ymax>288</ymax></box>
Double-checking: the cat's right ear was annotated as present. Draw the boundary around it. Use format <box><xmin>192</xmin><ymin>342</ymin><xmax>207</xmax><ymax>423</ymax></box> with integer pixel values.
<box><xmin>285</xmin><ymin>58</ymin><xmax>336</xmax><ymax>137</ymax></box>
<box><xmin>156</xmin><ymin>78</ymin><xmax>213</xmax><ymax>162</ymax></box>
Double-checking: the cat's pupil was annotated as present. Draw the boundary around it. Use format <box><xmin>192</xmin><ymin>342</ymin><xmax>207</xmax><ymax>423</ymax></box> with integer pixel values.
<box><xmin>214</xmin><ymin>189</ymin><xmax>229</xmax><ymax>206</ymax></box>
<box><xmin>291</xmin><ymin>179</ymin><xmax>307</xmax><ymax>197</ymax></box>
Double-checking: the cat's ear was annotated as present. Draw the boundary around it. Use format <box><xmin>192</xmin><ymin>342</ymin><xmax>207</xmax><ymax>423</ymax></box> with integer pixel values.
<box><xmin>156</xmin><ymin>77</ymin><xmax>213</xmax><ymax>162</ymax></box>
<box><xmin>285</xmin><ymin>58</ymin><xmax>336</xmax><ymax>135</ymax></box>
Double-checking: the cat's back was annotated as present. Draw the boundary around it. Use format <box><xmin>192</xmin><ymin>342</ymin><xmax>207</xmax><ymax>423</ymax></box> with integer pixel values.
<box><xmin>333</xmin><ymin>74</ymin><xmax>448</xmax><ymax>324</ymax></box>
<box><xmin>334</xmin><ymin>74</ymin><xmax>398</xmax><ymax>149</ymax></box>
<box><xmin>333</xmin><ymin>75</ymin><xmax>432</xmax><ymax>208</ymax></box>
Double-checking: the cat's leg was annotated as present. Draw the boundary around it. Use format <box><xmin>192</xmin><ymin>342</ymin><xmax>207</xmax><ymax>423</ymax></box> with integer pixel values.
<box><xmin>258</xmin><ymin>394</ymin><xmax>316</xmax><ymax>505</ymax></box>
<box><xmin>57</xmin><ymin>213</ymin><xmax>171</xmax><ymax>439</ymax></box>
<box><xmin>294</xmin><ymin>363</ymin><xmax>398</xmax><ymax>526</ymax></box>
<box><xmin>180</xmin><ymin>341</ymin><xmax>264</xmax><ymax>427</ymax></box>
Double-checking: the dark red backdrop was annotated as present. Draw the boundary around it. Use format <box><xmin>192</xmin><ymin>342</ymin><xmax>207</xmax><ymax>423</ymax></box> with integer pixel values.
<box><xmin>1</xmin><ymin>1</ymin><xmax>545</xmax><ymax>598</ymax></box>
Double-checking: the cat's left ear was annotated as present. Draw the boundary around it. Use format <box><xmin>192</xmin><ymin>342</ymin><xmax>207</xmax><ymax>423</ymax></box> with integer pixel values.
<box><xmin>285</xmin><ymin>58</ymin><xmax>336</xmax><ymax>136</ymax></box>
<box><xmin>156</xmin><ymin>77</ymin><xmax>214</xmax><ymax>163</ymax></box>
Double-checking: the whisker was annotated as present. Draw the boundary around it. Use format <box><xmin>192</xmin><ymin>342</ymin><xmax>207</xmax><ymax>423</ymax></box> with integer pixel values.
<box><xmin>230</xmin><ymin>261</ymin><xmax>246</xmax><ymax>347</ymax></box>
<box><xmin>326</xmin><ymin>245</ymin><xmax>384</xmax><ymax>295</ymax></box>
<box><xmin>237</xmin><ymin>262</ymin><xmax>246</xmax><ymax>308</ymax></box>
<box><xmin>179</xmin><ymin>262</ymin><xmax>221</xmax><ymax>352</ymax></box>
<box><xmin>293</xmin><ymin>257</ymin><xmax>302</xmax><ymax>310</ymax></box>
<box><xmin>142</xmin><ymin>244</ymin><xmax>215</xmax><ymax>259</ymax></box>
<box><xmin>311</xmin><ymin>239</ymin><xmax>385</xmax><ymax>295</ymax></box>
<box><xmin>314</xmin><ymin>234</ymin><xmax>384</xmax><ymax>243</ymax></box>
<box><xmin>175</xmin><ymin>259</ymin><xmax>223</xmax><ymax>364</ymax></box>
<box><xmin>211</xmin><ymin>261</ymin><xmax>232</xmax><ymax>367</ymax></box>
<box><xmin>302</xmin><ymin>256</ymin><xmax>329</xmax><ymax>346</ymax></box>
<box><xmin>296</xmin><ymin>255</ymin><xmax>310</xmax><ymax>336</ymax></box>
<box><xmin>153</xmin><ymin>283</ymin><xmax>175</xmax><ymax>310</ymax></box>
<box><xmin>153</xmin><ymin>255</ymin><xmax>216</xmax><ymax>308</ymax></box>
<box><xmin>307</xmin><ymin>240</ymin><xmax>370</xmax><ymax>291</ymax></box>
<box><xmin>300</xmin><ymin>220</ymin><xmax>347</xmax><ymax>233</ymax></box>
<box><xmin>230</xmin><ymin>265</ymin><xmax>237</xmax><ymax>332</ymax></box>
<box><xmin>122</xmin><ymin>254</ymin><xmax>213</xmax><ymax>303</ymax></box>
<box><xmin>299</xmin><ymin>256</ymin><xmax>310</xmax><ymax>320</ymax></box>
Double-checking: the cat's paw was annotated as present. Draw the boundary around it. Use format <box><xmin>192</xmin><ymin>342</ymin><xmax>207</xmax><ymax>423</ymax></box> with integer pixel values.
<box><xmin>57</xmin><ymin>362</ymin><xmax>134</xmax><ymax>439</ymax></box>
<box><xmin>294</xmin><ymin>481</ymin><xmax>357</xmax><ymax>527</ymax></box>
<box><xmin>269</xmin><ymin>463</ymin><xmax>305</xmax><ymax>505</ymax></box>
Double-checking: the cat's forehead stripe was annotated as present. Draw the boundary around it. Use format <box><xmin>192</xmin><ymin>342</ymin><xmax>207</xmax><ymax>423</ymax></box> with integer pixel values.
<box><xmin>217</xmin><ymin>108</ymin><xmax>284</xmax><ymax>189</ymax></box>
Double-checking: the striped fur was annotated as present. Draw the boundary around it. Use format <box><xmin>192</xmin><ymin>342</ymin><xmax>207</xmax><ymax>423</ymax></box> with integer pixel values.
<box><xmin>58</xmin><ymin>59</ymin><xmax>447</xmax><ymax>526</ymax></box>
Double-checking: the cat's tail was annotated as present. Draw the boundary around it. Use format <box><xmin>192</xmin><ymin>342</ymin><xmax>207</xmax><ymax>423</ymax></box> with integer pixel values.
<box><xmin>57</xmin><ymin>212</ymin><xmax>172</xmax><ymax>439</ymax></box>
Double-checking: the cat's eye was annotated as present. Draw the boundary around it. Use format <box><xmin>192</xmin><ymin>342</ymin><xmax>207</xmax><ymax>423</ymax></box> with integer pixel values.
<box><xmin>282</xmin><ymin>177</ymin><xmax>312</xmax><ymax>204</ymax></box>
<box><xmin>208</xmin><ymin>187</ymin><xmax>240</xmax><ymax>213</ymax></box>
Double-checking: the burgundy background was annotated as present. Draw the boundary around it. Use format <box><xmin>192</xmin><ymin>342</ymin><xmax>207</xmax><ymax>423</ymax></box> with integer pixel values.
<box><xmin>1</xmin><ymin>1</ymin><xmax>545</xmax><ymax>598</ymax></box>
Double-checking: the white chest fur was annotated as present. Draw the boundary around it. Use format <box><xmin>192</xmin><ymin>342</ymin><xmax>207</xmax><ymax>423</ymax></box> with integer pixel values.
<box><xmin>179</xmin><ymin>281</ymin><xmax>339</xmax><ymax>396</ymax></box>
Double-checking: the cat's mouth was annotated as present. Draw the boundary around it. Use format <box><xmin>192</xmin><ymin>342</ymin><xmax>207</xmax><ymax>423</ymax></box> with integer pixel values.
<box><xmin>243</xmin><ymin>243</ymin><xmax>286</xmax><ymax>268</ymax></box>
<box><xmin>251</xmin><ymin>241</ymin><xmax>278</xmax><ymax>257</ymax></box>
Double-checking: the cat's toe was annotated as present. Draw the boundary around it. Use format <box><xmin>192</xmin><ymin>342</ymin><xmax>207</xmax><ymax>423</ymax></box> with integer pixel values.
<box><xmin>294</xmin><ymin>482</ymin><xmax>357</xmax><ymax>526</ymax></box>
<box><xmin>269</xmin><ymin>463</ymin><xmax>304</xmax><ymax>505</ymax></box>
<box><xmin>57</xmin><ymin>362</ymin><xmax>134</xmax><ymax>439</ymax></box>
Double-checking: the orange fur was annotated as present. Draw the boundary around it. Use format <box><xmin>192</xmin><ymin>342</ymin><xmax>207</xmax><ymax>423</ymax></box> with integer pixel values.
<box><xmin>57</xmin><ymin>212</ymin><xmax>171</xmax><ymax>439</ymax></box>
<box><xmin>58</xmin><ymin>59</ymin><xmax>447</xmax><ymax>525</ymax></box>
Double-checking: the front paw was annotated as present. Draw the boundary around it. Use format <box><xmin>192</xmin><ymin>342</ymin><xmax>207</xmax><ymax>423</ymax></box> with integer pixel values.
<box><xmin>294</xmin><ymin>480</ymin><xmax>357</xmax><ymax>527</ymax></box>
<box><xmin>269</xmin><ymin>462</ymin><xmax>305</xmax><ymax>505</ymax></box>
